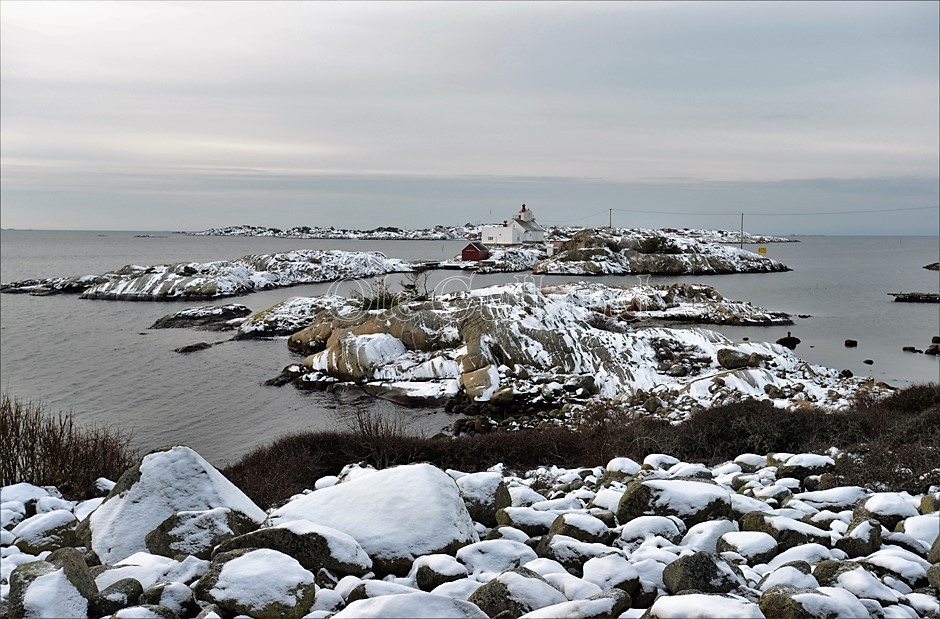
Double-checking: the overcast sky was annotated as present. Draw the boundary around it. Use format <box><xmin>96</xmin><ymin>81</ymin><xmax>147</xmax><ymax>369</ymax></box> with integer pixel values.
<box><xmin>1</xmin><ymin>1</ymin><xmax>938</xmax><ymax>234</ymax></box>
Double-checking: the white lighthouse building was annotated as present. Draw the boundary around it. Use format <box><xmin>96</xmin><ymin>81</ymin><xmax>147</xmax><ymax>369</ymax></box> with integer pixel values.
<box><xmin>481</xmin><ymin>204</ymin><xmax>546</xmax><ymax>245</ymax></box>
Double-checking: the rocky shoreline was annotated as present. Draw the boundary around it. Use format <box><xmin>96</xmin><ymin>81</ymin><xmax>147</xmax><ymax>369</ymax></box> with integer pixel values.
<box><xmin>187</xmin><ymin>224</ymin><xmax>797</xmax><ymax>246</ymax></box>
<box><xmin>3</xmin><ymin>445</ymin><xmax>937</xmax><ymax>618</ymax></box>
<box><xmin>1</xmin><ymin>228</ymin><xmax>793</xmax><ymax>299</ymax></box>
<box><xmin>253</xmin><ymin>281</ymin><xmax>881</xmax><ymax>419</ymax></box>
<box><xmin>0</xmin><ymin>251</ymin><xmax>411</xmax><ymax>300</ymax></box>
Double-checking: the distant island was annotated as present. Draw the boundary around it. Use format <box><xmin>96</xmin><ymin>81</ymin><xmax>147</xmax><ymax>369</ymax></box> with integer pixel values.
<box><xmin>185</xmin><ymin>223</ymin><xmax>797</xmax><ymax>245</ymax></box>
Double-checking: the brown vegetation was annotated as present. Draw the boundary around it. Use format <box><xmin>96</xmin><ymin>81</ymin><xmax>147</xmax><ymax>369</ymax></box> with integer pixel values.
<box><xmin>223</xmin><ymin>383</ymin><xmax>940</xmax><ymax>508</ymax></box>
<box><xmin>0</xmin><ymin>392</ymin><xmax>138</xmax><ymax>499</ymax></box>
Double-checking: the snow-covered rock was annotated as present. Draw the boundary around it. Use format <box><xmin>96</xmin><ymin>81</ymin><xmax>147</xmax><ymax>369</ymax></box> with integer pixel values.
<box><xmin>269</xmin><ymin>463</ymin><xmax>478</xmax><ymax>574</ymax></box>
<box><xmin>647</xmin><ymin>592</ymin><xmax>763</xmax><ymax>618</ymax></box>
<box><xmin>11</xmin><ymin>510</ymin><xmax>78</xmax><ymax>554</ymax></box>
<box><xmin>533</xmin><ymin>228</ymin><xmax>790</xmax><ymax>276</ymax></box>
<box><xmin>455</xmin><ymin>472</ymin><xmax>512</xmax><ymax>528</ymax></box>
<box><xmin>332</xmin><ymin>590</ymin><xmax>489</xmax><ymax>618</ymax></box>
<box><xmin>2</xmin><ymin>250</ymin><xmax>410</xmax><ymax>300</ymax></box>
<box><xmin>661</xmin><ymin>551</ymin><xmax>746</xmax><ymax>594</ymax></box>
<box><xmin>617</xmin><ymin>479</ymin><xmax>732</xmax><ymax>527</ymax></box>
<box><xmin>145</xmin><ymin>507</ymin><xmax>258</xmax><ymax>560</ymax></box>
<box><xmin>467</xmin><ymin>567</ymin><xmax>568</xmax><ymax>618</ymax></box>
<box><xmin>193</xmin><ymin>548</ymin><xmax>316</xmax><ymax>619</ymax></box>
<box><xmin>214</xmin><ymin>518</ymin><xmax>372</xmax><ymax>575</ymax></box>
<box><xmin>8</xmin><ymin>562</ymin><xmax>93</xmax><ymax>619</ymax></box>
<box><xmin>80</xmin><ymin>446</ymin><xmax>266</xmax><ymax>563</ymax></box>
<box><xmin>456</xmin><ymin>540</ymin><xmax>538</xmax><ymax>582</ymax></box>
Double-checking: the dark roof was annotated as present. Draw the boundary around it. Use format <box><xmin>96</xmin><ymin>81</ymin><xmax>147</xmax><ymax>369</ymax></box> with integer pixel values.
<box><xmin>464</xmin><ymin>241</ymin><xmax>489</xmax><ymax>251</ymax></box>
<box><xmin>513</xmin><ymin>219</ymin><xmax>544</xmax><ymax>232</ymax></box>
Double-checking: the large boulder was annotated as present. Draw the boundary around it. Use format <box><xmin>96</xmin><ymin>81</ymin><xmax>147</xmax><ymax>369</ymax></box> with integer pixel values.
<box><xmin>835</xmin><ymin>517</ymin><xmax>882</xmax><ymax>558</ymax></box>
<box><xmin>90</xmin><ymin>578</ymin><xmax>145</xmax><ymax>617</ymax></box>
<box><xmin>853</xmin><ymin>493</ymin><xmax>918</xmax><ymax>532</ymax></box>
<box><xmin>456</xmin><ymin>539</ymin><xmax>538</xmax><ymax>581</ymax></box>
<box><xmin>455</xmin><ymin>471</ymin><xmax>512</xmax><ymax>528</ymax></box>
<box><xmin>740</xmin><ymin>512</ymin><xmax>830</xmax><ymax>551</ymax></box>
<box><xmin>11</xmin><ymin>509</ymin><xmax>78</xmax><ymax>554</ymax></box>
<box><xmin>79</xmin><ymin>446</ymin><xmax>266</xmax><ymax>564</ymax></box>
<box><xmin>139</xmin><ymin>581</ymin><xmax>200</xmax><ymax>617</ymax></box>
<box><xmin>269</xmin><ymin>463</ymin><xmax>479</xmax><ymax>575</ymax></box>
<box><xmin>213</xmin><ymin>519</ymin><xmax>372</xmax><ymax>575</ymax></box>
<box><xmin>145</xmin><ymin>507</ymin><xmax>259</xmax><ymax>560</ymax></box>
<box><xmin>8</xmin><ymin>557</ymin><xmax>97</xmax><ymax>619</ymax></box>
<box><xmin>646</xmin><ymin>592</ymin><xmax>763</xmax><ymax>618</ymax></box>
<box><xmin>759</xmin><ymin>584</ymin><xmax>869</xmax><ymax>618</ymax></box>
<box><xmin>716</xmin><ymin>531</ymin><xmax>778</xmax><ymax>565</ymax></box>
<box><xmin>192</xmin><ymin>548</ymin><xmax>316</xmax><ymax>619</ymax></box>
<box><xmin>468</xmin><ymin>567</ymin><xmax>568</xmax><ymax>619</ymax></box>
<box><xmin>617</xmin><ymin>480</ymin><xmax>732</xmax><ymax>528</ymax></box>
<box><xmin>518</xmin><ymin>589</ymin><xmax>631</xmax><ymax>619</ymax></box>
<box><xmin>410</xmin><ymin>554</ymin><xmax>470</xmax><ymax>592</ymax></box>
<box><xmin>661</xmin><ymin>552</ymin><xmax>746</xmax><ymax>595</ymax></box>
<box><xmin>332</xmin><ymin>591</ymin><xmax>489</xmax><ymax>618</ymax></box>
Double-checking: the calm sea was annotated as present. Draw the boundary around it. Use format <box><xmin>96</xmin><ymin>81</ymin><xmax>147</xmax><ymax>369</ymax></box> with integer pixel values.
<box><xmin>1</xmin><ymin>230</ymin><xmax>937</xmax><ymax>466</ymax></box>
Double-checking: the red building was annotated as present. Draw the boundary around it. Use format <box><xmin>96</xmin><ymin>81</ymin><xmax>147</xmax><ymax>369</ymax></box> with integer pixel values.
<box><xmin>461</xmin><ymin>241</ymin><xmax>490</xmax><ymax>261</ymax></box>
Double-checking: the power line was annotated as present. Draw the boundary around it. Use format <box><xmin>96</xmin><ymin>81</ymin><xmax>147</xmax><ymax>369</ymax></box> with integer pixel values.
<box><xmin>540</xmin><ymin>210</ymin><xmax>610</xmax><ymax>224</ymax></box>
<box><xmin>609</xmin><ymin>205</ymin><xmax>939</xmax><ymax>217</ymax></box>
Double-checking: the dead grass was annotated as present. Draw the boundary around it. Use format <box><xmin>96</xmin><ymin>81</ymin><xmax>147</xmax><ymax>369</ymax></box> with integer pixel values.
<box><xmin>1</xmin><ymin>392</ymin><xmax>138</xmax><ymax>499</ymax></box>
<box><xmin>222</xmin><ymin>383</ymin><xmax>940</xmax><ymax>508</ymax></box>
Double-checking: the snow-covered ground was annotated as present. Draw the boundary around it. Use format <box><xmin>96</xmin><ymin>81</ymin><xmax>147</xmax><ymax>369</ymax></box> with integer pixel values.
<box><xmin>3</xmin><ymin>446</ymin><xmax>937</xmax><ymax>618</ymax></box>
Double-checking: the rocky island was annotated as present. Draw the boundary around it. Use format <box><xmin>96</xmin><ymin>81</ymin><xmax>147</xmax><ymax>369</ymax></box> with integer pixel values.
<box><xmin>532</xmin><ymin>229</ymin><xmax>789</xmax><ymax>276</ymax></box>
<box><xmin>0</xmin><ymin>251</ymin><xmax>411</xmax><ymax>300</ymax></box>
<box><xmin>253</xmin><ymin>281</ymin><xmax>883</xmax><ymax>424</ymax></box>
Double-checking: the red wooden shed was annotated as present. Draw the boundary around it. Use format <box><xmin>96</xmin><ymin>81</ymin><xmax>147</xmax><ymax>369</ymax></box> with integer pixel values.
<box><xmin>461</xmin><ymin>241</ymin><xmax>490</xmax><ymax>261</ymax></box>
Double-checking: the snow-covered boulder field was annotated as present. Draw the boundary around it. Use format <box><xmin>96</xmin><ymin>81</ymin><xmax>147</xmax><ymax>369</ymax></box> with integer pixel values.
<box><xmin>268</xmin><ymin>281</ymin><xmax>884</xmax><ymax>416</ymax></box>
<box><xmin>3</xmin><ymin>446</ymin><xmax>938</xmax><ymax>618</ymax></box>
<box><xmin>0</xmin><ymin>250</ymin><xmax>411</xmax><ymax>300</ymax></box>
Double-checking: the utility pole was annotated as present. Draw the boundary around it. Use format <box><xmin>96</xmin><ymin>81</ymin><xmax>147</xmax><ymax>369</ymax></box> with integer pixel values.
<box><xmin>609</xmin><ymin>208</ymin><xmax>612</xmax><ymax>229</ymax></box>
<box><xmin>740</xmin><ymin>213</ymin><xmax>744</xmax><ymax>249</ymax></box>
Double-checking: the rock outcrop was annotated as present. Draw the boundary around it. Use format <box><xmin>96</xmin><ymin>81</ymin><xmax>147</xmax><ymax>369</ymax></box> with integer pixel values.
<box><xmin>1</xmin><ymin>250</ymin><xmax>410</xmax><ymax>299</ymax></box>
<box><xmin>533</xmin><ymin>229</ymin><xmax>790</xmax><ymax>276</ymax></box>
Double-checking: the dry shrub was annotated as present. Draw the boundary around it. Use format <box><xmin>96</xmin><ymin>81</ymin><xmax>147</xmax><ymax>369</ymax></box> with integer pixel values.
<box><xmin>223</xmin><ymin>383</ymin><xmax>940</xmax><ymax>508</ymax></box>
<box><xmin>1</xmin><ymin>392</ymin><xmax>137</xmax><ymax>499</ymax></box>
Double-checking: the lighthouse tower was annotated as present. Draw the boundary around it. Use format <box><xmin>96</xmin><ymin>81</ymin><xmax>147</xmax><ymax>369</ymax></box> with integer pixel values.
<box><xmin>515</xmin><ymin>203</ymin><xmax>535</xmax><ymax>223</ymax></box>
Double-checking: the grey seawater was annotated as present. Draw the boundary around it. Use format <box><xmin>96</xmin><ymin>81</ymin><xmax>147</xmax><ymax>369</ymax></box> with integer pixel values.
<box><xmin>1</xmin><ymin>230</ymin><xmax>937</xmax><ymax>466</ymax></box>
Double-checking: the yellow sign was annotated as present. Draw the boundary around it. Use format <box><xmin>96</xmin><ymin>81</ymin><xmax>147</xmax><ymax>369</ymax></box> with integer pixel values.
<box><xmin>757</xmin><ymin>247</ymin><xmax>767</xmax><ymax>254</ymax></box>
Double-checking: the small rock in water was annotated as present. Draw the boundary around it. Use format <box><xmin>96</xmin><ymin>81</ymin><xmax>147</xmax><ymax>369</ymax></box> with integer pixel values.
<box><xmin>175</xmin><ymin>342</ymin><xmax>213</xmax><ymax>354</ymax></box>
<box><xmin>932</xmin><ymin>335</ymin><xmax>940</xmax><ymax>344</ymax></box>
<box><xmin>776</xmin><ymin>331</ymin><xmax>801</xmax><ymax>350</ymax></box>
<box><xmin>863</xmin><ymin>359</ymin><xmax>874</xmax><ymax>365</ymax></box>
<box><xmin>844</xmin><ymin>339</ymin><xmax>858</xmax><ymax>348</ymax></box>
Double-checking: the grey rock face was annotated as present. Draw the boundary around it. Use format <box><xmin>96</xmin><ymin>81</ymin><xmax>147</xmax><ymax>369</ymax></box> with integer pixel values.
<box><xmin>835</xmin><ymin>517</ymin><xmax>882</xmax><ymax>558</ymax></box>
<box><xmin>456</xmin><ymin>472</ymin><xmax>513</xmax><ymax>528</ymax></box>
<box><xmin>661</xmin><ymin>552</ymin><xmax>745</xmax><ymax>594</ymax></box>
<box><xmin>213</xmin><ymin>521</ymin><xmax>372</xmax><ymax>576</ymax></box>
<box><xmin>139</xmin><ymin>581</ymin><xmax>200</xmax><ymax>617</ymax></box>
<box><xmin>145</xmin><ymin>507</ymin><xmax>259</xmax><ymax>560</ymax></box>
<box><xmin>90</xmin><ymin>578</ymin><xmax>144</xmax><ymax>617</ymax></box>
